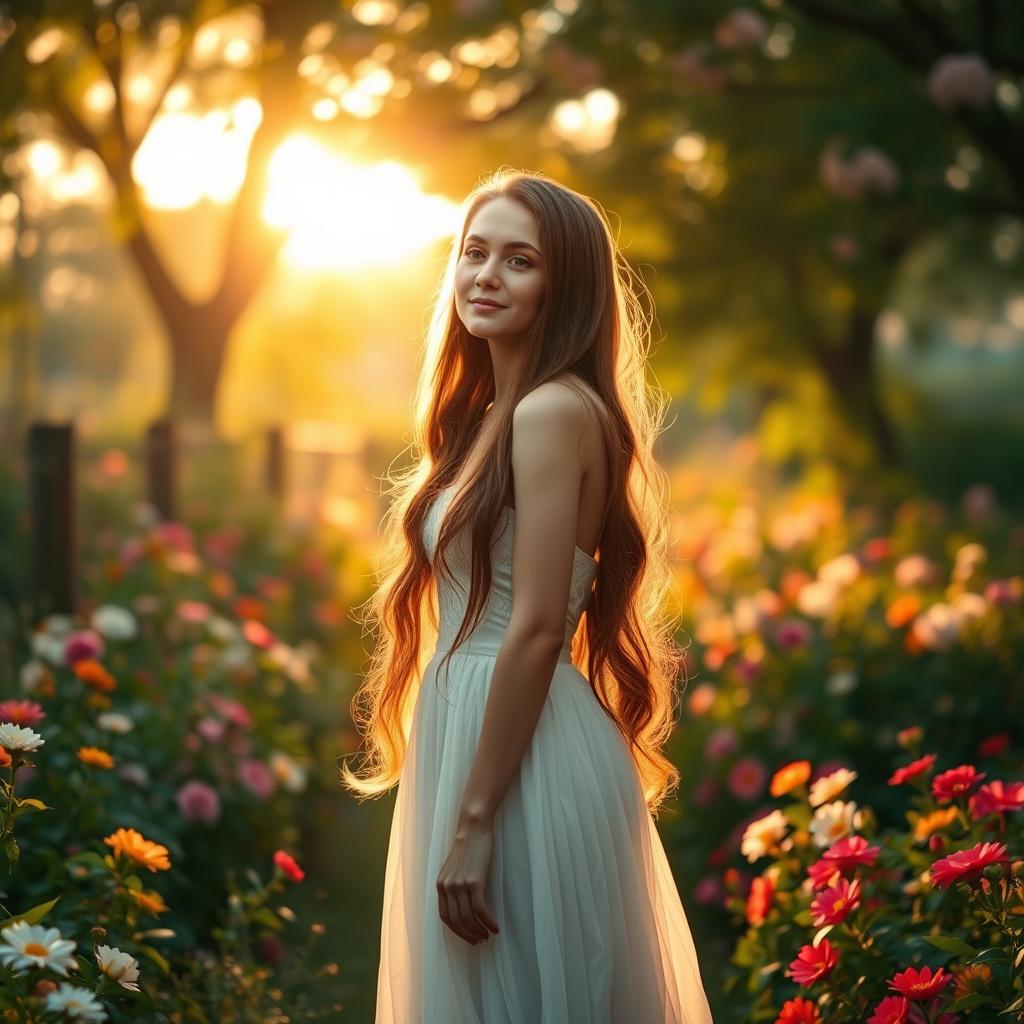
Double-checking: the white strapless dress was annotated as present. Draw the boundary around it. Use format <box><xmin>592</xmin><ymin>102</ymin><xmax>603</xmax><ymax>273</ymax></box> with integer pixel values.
<box><xmin>375</xmin><ymin>484</ymin><xmax>714</xmax><ymax>1023</ymax></box>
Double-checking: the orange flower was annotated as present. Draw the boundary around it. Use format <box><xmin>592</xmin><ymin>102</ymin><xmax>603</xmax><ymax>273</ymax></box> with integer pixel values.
<box><xmin>770</xmin><ymin>760</ymin><xmax>812</xmax><ymax>797</ymax></box>
<box><xmin>885</xmin><ymin>594</ymin><xmax>920</xmax><ymax>629</ymax></box>
<box><xmin>103</xmin><ymin>827</ymin><xmax>171</xmax><ymax>872</ymax></box>
<box><xmin>0</xmin><ymin>747</ymin><xmax>10</xmax><ymax>768</ymax></box>
<box><xmin>913</xmin><ymin>806</ymin><xmax>958</xmax><ymax>842</ymax></box>
<box><xmin>73</xmin><ymin>659</ymin><xmax>116</xmax><ymax>693</ymax></box>
<box><xmin>232</xmin><ymin>596</ymin><xmax>266</xmax><ymax>622</ymax></box>
<box><xmin>127</xmin><ymin>888</ymin><xmax>168</xmax><ymax>915</ymax></box>
<box><xmin>953</xmin><ymin>963</ymin><xmax>991</xmax><ymax>998</ymax></box>
<box><xmin>209</xmin><ymin>570</ymin><xmax>235</xmax><ymax>599</ymax></box>
<box><xmin>78</xmin><ymin>746</ymin><xmax>115</xmax><ymax>769</ymax></box>
<box><xmin>746</xmin><ymin>874</ymin><xmax>774</xmax><ymax>926</ymax></box>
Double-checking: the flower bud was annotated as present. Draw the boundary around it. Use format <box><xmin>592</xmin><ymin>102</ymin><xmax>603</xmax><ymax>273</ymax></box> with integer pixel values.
<box><xmin>928</xmin><ymin>834</ymin><xmax>945</xmax><ymax>853</ymax></box>
<box><xmin>33</xmin><ymin>980</ymin><xmax>59</xmax><ymax>997</ymax></box>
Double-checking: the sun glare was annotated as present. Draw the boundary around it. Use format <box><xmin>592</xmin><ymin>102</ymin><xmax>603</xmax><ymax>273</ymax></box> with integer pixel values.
<box><xmin>262</xmin><ymin>137</ymin><xmax>460</xmax><ymax>270</ymax></box>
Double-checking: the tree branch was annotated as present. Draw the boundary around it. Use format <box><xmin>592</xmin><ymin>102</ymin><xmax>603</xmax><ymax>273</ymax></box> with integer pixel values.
<box><xmin>132</xmin><ymin>29</ymin><xmax>196</xmax><ymax>153</ymax></box>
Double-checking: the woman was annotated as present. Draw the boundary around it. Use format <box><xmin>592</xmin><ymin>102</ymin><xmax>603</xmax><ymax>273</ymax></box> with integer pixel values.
<box><xmin>342</xmin><ymin>168</ymin><xmax>714</xmax><ymax>1023</ymax></box>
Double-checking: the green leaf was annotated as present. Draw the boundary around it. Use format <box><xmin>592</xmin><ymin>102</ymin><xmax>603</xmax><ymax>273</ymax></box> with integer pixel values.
<box><xmin>0</xmin><ymin>895</ymin><xmax>61</xmax><ymax>929</ymax></box>
<box><xmin>946</xmin><ymin>994</ymin><xmax>999</xmax><ymax>1012</ymax></box>
<box><xmin>253</xmin><ymin>907</ymin><xmax>284</xmax><ymax>931</ymax></box>
<box><xmin>2</xmin><ymin>834</ymin><xmax>19</xmax><ymax>869</ymax></box>
<box><xmin>921</xmin><ymin>934</ymin><xmax>978</xmax><ymax>957</ymax></box>
<box><xmin>999</xmin><ymin>995</ymin><xmax>1024</xmax><ymax>1015</ymax></box>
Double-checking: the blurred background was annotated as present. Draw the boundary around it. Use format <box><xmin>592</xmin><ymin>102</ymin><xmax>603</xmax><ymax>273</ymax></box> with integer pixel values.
<box><xmin>0</xmin><ymin>1</ymin><xmax>1022</xmax><ymax>1021</ymax></box>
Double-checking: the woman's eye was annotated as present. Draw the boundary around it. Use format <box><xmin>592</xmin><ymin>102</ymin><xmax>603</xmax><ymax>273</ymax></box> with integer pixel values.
<box><xmin>464</xmin><ymin>248</ymin><xmax>531</xmax><ymax>268</ymax></box>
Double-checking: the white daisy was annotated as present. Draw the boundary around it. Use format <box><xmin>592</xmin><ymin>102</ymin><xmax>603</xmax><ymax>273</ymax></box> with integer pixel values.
<box><xmin>740</xmin><ymin>809</ymin><xmax>789</xmax><ymax>863</ymax></box>
<box><xmin>94</xmin><ymin>944</ymin><xmax>140</xmax><ymax>991</ymax></box>
<box><xmin>0</xmin><ymin>921</ymin><xmax>76</xmax><ymax>974</ymax></box>
<box><xmin>89</xmin><ymin>605</ymin><xmax>138</xmax><ymax>641</ymax></box>
<box><xmin>809</xmin><ymin>799</ymin><xmax>858</xmax><ymax>848</ymax></box>
<box><xmin>809</xmin><ymin>768</ymin><xmax>858</xmax><ymax>807</ymax></box>
<box><xmin>0</xmin><ymin>723</ymin><xmax>45</xmax><ymax>753</ymax></box>
<box><xmin>44</xmin><ymin>983</ymin><xmax>107</xmax><ymax>1021</ymax></box>
<box><xmin>96</xmin><ymin>712</ymin><xmax>134</xmax><ymax>734</ymax></box>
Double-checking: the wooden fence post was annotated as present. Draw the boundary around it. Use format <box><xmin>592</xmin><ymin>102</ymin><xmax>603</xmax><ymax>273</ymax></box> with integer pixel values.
<box><xmin>266</xmin><ymin>425</ymin><xmax>285</xmax><ymax>501</ymax></box>
<box><xmin>145</xmin><ymin>418</ymin><xmax>177</xmax><ymax>522</ymax></box>
<box><xmin>27</xmin><ymin>421</ymin><xmax>76</xmax><ymax>618</ymax></box>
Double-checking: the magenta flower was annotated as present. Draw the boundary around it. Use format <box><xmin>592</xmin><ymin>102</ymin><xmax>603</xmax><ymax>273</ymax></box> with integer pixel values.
<box><xmin>773</xmin><ymin>618</ymin><xmax>811</xmax><ymax>650</ymax></box>
<box><xmin>175</xmin><ymin>779</ymin><xmax>221</xmax><ymax>824</ymax></box>
<box><xmin>237</xmin><ymin>759</ymin><xmax>276</xmax><ymax>799</ymax></box>
<box><xmin>728</xmin><ymin>757</ymin><xmax>767</xmax><ymax>800</ymax></box>
<box><xmin>62</xmin><ymin>630</ymin><xmax>105</xmax><ymax>665</ymax></box>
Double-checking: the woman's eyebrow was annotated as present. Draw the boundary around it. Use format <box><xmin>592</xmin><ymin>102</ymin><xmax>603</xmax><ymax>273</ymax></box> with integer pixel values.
<box><xmin>465</xmin><ymin>234</ymin><xmax>542</xmax><ymax>257</ymax></box>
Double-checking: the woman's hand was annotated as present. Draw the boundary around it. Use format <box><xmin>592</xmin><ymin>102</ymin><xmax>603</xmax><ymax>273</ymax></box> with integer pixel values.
<box><xmin>436</xmin><ymin>821</ymin><xmax>501</xmax><ymax>946</ymax></box>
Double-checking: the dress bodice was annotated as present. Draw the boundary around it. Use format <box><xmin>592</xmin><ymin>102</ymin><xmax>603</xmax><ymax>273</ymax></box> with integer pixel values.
<box><xmin>423</xmin><ymin>484</ymin><xmax>598</xmax><ymax>662</ymax></box>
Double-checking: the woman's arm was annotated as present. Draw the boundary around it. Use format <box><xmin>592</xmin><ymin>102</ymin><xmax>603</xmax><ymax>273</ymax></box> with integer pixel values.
<box><xmin>456</xmin><ymin>381</ymin><xmax>589</xmax><ymax>829</ymax></box>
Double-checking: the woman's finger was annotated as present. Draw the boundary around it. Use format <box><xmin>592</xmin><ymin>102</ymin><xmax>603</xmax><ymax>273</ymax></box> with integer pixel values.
<box><xmin>455</xmin><ymin>885</ymin><xmax>485</xmax><ymax>942</ymax></box>
<box><xmin>471</xmin><ymin>885</ymin><xmax>500</xmax><ymax>935</ymax></box>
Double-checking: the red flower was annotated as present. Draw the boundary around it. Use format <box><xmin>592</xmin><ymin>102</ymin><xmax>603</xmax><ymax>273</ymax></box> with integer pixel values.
<box><xmin>930</xmin><ymin>841</ymin><xmax>1010</xmax><ymax>890</ymax></box>
<box><xmin>969</xmin><ymin>780</ymin><xmax>1024</xmax><ymax>818</ymax></box>
<box><xmin>786</xmin><ymin>939</ymin><xmax>839</xmax><ymax>987</ymax></box>
<box><xmin>746</xmin><ymin>875</ymin><xmax>774</xmax><ymax>926</ymax></box>
<box><xmin>888</xmin><ymin>965</ymin><xmax>953</xmax><ymax>1001</ymax></box>
<box><xmin>977</xmin><ymin>732</ymin><xmax>1010</xmax><ymax>758</ymax></box>
<box><xmin>0</xmin><ymin>700</ymin><xmax>46</xmax><ymax>727</ymax></box>
<box><xmin>273</xmin><ymin>849</ymin><xmax>305</xmax><ymax>882</ymax></box>
<box><xmin>810</xmin><ymin>875</ymin><xmax>862</xmax><ymax>926</ymax></box>
<box><xmin>775</xmin><ymin>997</ymin><xmax>822</xmax><ymax>1024</ymax></box>
<box><xmin>888</xmin><ymin>753</ymin><xmax>937</xmax><ymax>786</ymax></box>
<box><xmin>931</xmin><ymin>764</ymin><xmax>986</xmax><ymax>803</ymax></box>
<box><xmin>868</xmin><ymin>996</ymin><xmax>910</xmax><ymax>1024</ymax></box>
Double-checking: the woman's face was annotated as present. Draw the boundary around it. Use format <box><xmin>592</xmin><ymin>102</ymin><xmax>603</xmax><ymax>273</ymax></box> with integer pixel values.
<box><xmin>454</xmin><ymin>196</ymin><xmax>545</xmax><ymax>347</ymax></box>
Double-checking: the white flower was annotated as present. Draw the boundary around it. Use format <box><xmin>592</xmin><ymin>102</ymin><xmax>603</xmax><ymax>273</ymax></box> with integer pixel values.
<box><xmin>0</xmin><ymin>723</ymin><xmax>44</xmax><ymax>752</ymax></box>
<box><xmin>219</xmin><ymin>644</ymin><xmax>253</xmax><ymax>671</ymax></box>
<box><xmin>818</xmin><ymin>553</ymin><xmax>861</xmax><ymax>588</ymax></box>
<box><xmin>132</xmin><ymin>501</ymin><xmax>160</xmax><ymax>528</ymax></box>
<box><xmin>19</xmin><ymin>659</ymin><xmax>51</xmax><ymax>694</ymax></box>
<box><xmin>809</xmin><ymin>799</ymin><xmax>858</xmax><ymax>848</ymax></box>
<box><xmin>825</xmin><ymin>670</ymin><xmax>858</xmax><ymax>696</ymax></box>
<box><xmin>44</xmin><ymin>983</ymin><xmax>107</xmax><ymax>1021</ymax></box>
<box><xmin>912</xmin><ymin>602</ymin><xmax>960</xmax><ymax>651</ymax></box>
<box><xmin>270</xmin><ymin>751</ymin><xmax>308</xmax><ymax>794</ymax></box>
<box><xmin>207</xmin><ymin>616</ymin><xmax>241</xmax><ymax>644</ymax></box>
<box><xmin>89</xmin><ymin>605</ymin><xmax>138</xmax><ymax>641</ymax></box>
<box><xmin>97</xmin><ymin>712</ymin><xmax>134</xmax><ymax>734</ymax></box>
<box><xmin>95</xmin><ymin>944</ymin><xmax>140</xmax><ymax>991</ymax></box>
<box><xmin>796</xmin><ymin>579</ymin><xmax>840</xmax><ymax>618</ymax></box>
<box><xmin>952</xmin><ymin>542</ymin><xmax>987</xmax><ymax>582</ymax></box>
<box><xmin>926</xmin><ymin>53</ymin><xmax>995</xmax><ymax>112</ymax></box>
<box><xmin>40</xmin><ymin>614</ymin><xmax>75</xmax><ymax>637</ymax></box>
<box><xmin>740</xmin><ymin>809</ymin><xmax>789</xmax><ymax>863</ymax></box>
<box><xmin>0</xmin><ymin>921</ymin><xmax>76</xmax><ymax>974</ymax></box>
<box><xmin>951</xmin><ymin>591</ymin><xmax>988</xmax><ymax>626</ymax></box>
<box><xmin>894</xmin><ymin>554</ymin><xmax>939</xmax><ymax>589</ymax></box>
<box><xmin>117</xmin><ymin>762</ymin><xmax>150</xmax><ymax>787</ymax></box>
<box><xmin>809</xmin><ymin>768</ymin><xmax>858</xmax><ymax>807</ymax></box>
<box><xmin>31</xmin><ymin>631</ymin><xmax>67</xmax><ymax>667</ymax></box>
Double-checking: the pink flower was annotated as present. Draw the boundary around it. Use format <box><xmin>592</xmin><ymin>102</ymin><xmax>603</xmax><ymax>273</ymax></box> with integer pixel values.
<box><xmin>930</xmin><ymin>840</ymin><xmax>1010</xmax><ymax>890</ymax></box>
<box><xmin>926</xmin><ymin>53</ymin><xmax>995</xmax><ymax>113</ymax></box>
<box><xmin>155</xmin><ymin>521</ymin><xmax>194</xmax><ymax>552</ymax></box>
<box><xmin>693</xmin><ymin>777</ymin><xmax>719</xmax><ymax>807</ymax></box>
<box><xmin>714</xmin><ymin>7</ymin><xmax>768</xmax><ymax>50</ymax></box>
<box><xmin>984</xmin><ymin>579</ymin><xmax>1020</xmax><ymax>607</ymax></box>
<box><xmin>237</xmin><ymin>758</ymin><xmax>276</xmax><ymax>799</ymax></box>
<box><xmin>704</xmin><ymin>726</ymin><xmax>739</xmax><ymax>760</ymax></box>
<box><xmin>175</xmin><ymin>779</ymin><xmax>221</xmax><ymax>824</ymax></box>
<box><xmin>773</xmin><ymin>618</ymin><xmax>811</xmax><ymax>650</ymax></box>
<box><xmin>208</xmin><ymin>694</ymin><xmax>253</xmax><ymax>730</ymax></box>
<box><xmin>0</xmin><ymin>700</ymin><xmax>45</xmax><ymax>727</ymax></box>
<box><xmin>195</xmin><ymin>716</ymin><xmax>226</xmax><ymax>743</ymax></box>
<box><xmin>810</xmin><ymin>875</ymin><xmax>862</xmax><ymax>926</ymax></box>
<box><xmin>273</xmin><ymin>848</ymin><xmax>305</xmax><ymax>881</ymax></box>
<box><xmin>728</xmin><ymin>757</ymin><xmax>767</xmax><ymax>800</ymax></box>
<box><xmin>969</xmin><ymin>779</ymin><xmax>1024</xmax><ymax>818</ymax></box>
<box><xmin>62</xmin><ymin>630</ymin><xmax>105</xmax><ymax>665</ymax></box>
<box><xmin>693</xmin><ymin>875</ymin><xmax>722</xmax><ymax>905</ymax></box>
<box><xmin>177</xmin><ymin>601</ymin><xmax>212</xmax><ymax>624</ymax></box>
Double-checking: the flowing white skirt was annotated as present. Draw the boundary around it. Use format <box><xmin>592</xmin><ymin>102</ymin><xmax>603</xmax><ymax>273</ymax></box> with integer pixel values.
<box><xmin>375</xmin><ymin>648</ymin><xmax>715</xmax><ymax>1024</ymax></box>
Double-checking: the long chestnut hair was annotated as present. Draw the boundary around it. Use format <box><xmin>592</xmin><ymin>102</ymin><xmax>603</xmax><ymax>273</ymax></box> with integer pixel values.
<box><xmin>340</xmin><ymin>168</ymin><xmax>688</xmax><ymax>817</ymax></box>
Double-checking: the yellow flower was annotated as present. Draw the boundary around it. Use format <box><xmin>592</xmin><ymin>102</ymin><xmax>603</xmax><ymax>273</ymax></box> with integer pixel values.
<box><xmin>127</xmin><ymin>888</ymin><xmax>168</xmax><ymax>915</ymax></box>
<box><xmin>103</xmin><ymin>828</ymin><xmax>171</xmax><ymax>872</ymax></box>
<box><xmin>77</xmin><ymin>746</ymin><xmax>114</xmax><ymax>769</ymax></box>
<box><xmin>913</xmin><ymin>806</ymin><xmax>958</xmax><ymax>842</ymax></box>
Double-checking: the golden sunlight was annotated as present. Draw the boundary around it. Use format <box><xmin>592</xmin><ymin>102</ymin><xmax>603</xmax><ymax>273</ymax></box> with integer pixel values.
<box><xmin>262</xmin><ymin>137</ymin><xmax>460</xmax><ymax>270</ymax></box>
